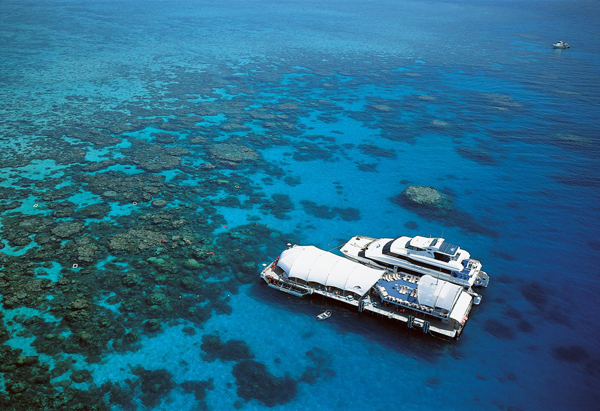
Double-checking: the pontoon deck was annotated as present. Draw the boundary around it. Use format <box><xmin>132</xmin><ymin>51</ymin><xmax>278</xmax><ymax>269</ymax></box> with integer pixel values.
<box><xmin>261</xmin><ymin>245</ymin><xmax>474</xmax><ymax>339</ymax></box>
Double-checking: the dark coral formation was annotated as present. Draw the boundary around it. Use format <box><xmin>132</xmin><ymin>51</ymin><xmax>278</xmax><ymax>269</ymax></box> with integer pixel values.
<box><xmin>358</xmin><ymin>144</ymin><xmax>397</xmax><ymax>159</ymax></box>
<box><xmin>181</xmin><ymin>379</ymin><xmax>214</xmax><ymax>409</ymax></box>
<box><xmin>404</xmin><ymin>220</ymin><xmax>418</xmax><ymax>230</ymax></box>
<box><xmin>260</xmin><ymin>194</ymin><xmax>295</xmax><ymax>219</ymax></box>
<box><xmin>300</xmin><ymin>200</ymin><xmax>360</xmax><ymax>222</ymax></box>
<box><xmin>551</xmin><ymin>345</ymin><xmax>589</xmax><ymax>363</ymax></box>
<box><xmin>200</xmin><ymin>334</ymin><xmax>254</xmax><ymax>363</ymax></box>
<box><xmin>483</xmin><ymin>319</ymin><xmax>516</xmax><ymax>340</ymax></box>
<box><xmin>131</xmin><ymin>366</ymin><xmax>176</xmax><ymax>408</ymax></box>
<box><xmin>520</xmin><ymin>281</ymin><xmax>549</xmax><ymax>310</ymax></box>
<box><xmin>391</xmin><ymin>185</ymin><xmax>496</xmax><ymax>236</ymax></box>
<box><xmin>456</xmin><ymin>145</ymin><xmax>499</xmax><ymax>166</ymax></box>
<box><xmin>299</xmin><ymin>348</ymin><xmax>336</xmax><ymax>383</ymax></box>
<box><xmin>0</xmin><ymin>344</ymin><xmax>108</xmax><ymax>410</ymax></box>
<box><xmin>232</xmin><ymin>360</ymin><xmax>297</xmax><ymax>407</ymax></box>
<box><xmin>209</xmin><ymin>143</ymin><xmax>260</xmax><ymax>167</ymax></box>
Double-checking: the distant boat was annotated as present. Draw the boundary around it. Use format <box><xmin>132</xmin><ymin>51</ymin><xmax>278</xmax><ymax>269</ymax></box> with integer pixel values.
<box><xmin>316</xmin><ymin>310</ymin><xmax>332</xmax><ymax>321</ymax></box>
<box><xmin>553</xmin><ymin>41</ymin><xmax>570</xmax><ymax>49</ymax></box>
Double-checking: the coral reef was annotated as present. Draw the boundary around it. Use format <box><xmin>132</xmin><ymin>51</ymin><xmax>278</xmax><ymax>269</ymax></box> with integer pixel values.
<box><xmin>391</xmin><ymin>185</ymin><xmax>496</xmax><ymax>236</ymax></box>
<box><xmin>484</xmin><ymin>319</ymin><xmax>516</xmax><ymax>340</ymax></box>
<box><xmin>232</xmin><ymin>360</ymin><xmax>297</xmax><ymax>407</ymax></box>
<box><xmin>200</xmin><ymin>334</ymin><xmax>254</xmax><ymax>362</ymax></box>
<box><xmin>399</xmin><ymin>185</ymin><xmax>454</xmax><ymax>210</ymax></box>
<box><xmin>131</xmin><ymin>366</ymin><xmax>176</xmax><ymax>408</ymax></box>
<box><xmin>209</xmin><ymin>143</ymin><xmax>260</xmax><ymax>167</ymax></box>
<box><xmin>456</xmin><ymin>146</ymin><xmax>498</xmax><ymax>166</ymax></box>
<box><xmin>552</xmin><ymin>345</ymin><xmax>589</xmax><ymax>363</ymax></box>
<box><xmin>300</xmin><ymin>200</ymin><xmax>361</xmax><ymax>222</ymax></box>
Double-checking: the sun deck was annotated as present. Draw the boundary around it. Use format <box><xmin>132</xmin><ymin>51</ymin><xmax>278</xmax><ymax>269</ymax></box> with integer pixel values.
<box><xmin>376</xmin><ymin>271</ymin><xmax>469</xmax><ymax>319</ymax></box>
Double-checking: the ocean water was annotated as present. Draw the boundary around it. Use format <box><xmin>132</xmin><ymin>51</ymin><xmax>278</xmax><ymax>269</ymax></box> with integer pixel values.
<box><xmin>0</xmin><ymin>0</ymin><xmax>599</xmax><ymax>410</ymax></box>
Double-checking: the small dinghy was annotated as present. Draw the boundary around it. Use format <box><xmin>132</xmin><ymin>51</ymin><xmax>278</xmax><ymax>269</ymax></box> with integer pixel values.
<box><xmin>316</xmin><ymin>310</ymin><xmax>332</xmax><ymax>321</ymax></box>
<box><xmin>552</xmin><ymin>41</ymin><xmax>570</xmax><ymax>49</ymax></box>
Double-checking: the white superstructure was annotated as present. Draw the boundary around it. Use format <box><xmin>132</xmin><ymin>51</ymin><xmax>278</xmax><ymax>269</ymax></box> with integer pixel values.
<box><xmin>341</xmin><ymin>235</ymin><xmax>489</xmax><ymax>302</ymax></box>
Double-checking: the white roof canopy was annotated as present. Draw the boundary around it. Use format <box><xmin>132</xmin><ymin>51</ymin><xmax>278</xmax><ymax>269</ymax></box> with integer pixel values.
<box><xmin>277</xmin><ymin>246</ymin><xmax>384</xmax><ymax>297</ymax></box>
<box><xmin>417</xmin><ymin>275</ymin><xmax>463</xmax><ymax>311</ymax></box>
<box><xmin>449</xmin><ymin>293</ymin><xmax>472</xmax><ymax>322</ymax></box>
<box><xmin>277</xmin><ymin>245</ymin><xmax>304</xmax><ymax>274</ymax></box>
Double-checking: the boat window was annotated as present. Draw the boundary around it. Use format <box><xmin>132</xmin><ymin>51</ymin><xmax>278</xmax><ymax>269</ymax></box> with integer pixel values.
<box><xmin>382</xmin><ymin>240</ymin><xmax>395</xmax><ymax>255</ymax></box>
<box><xmin>434</xmin><ymin>252</ymin><xmax>451</xmax><ymax>263</ymax></box>
<box><xmin>406</xmin><ymin>245</ymin><xmax>425</xmax><ymax>252</ymax></box>
<box><xmin>381</xmin><ymin>251</ymin><xmax>453</xmax><ymax>274</ymax></box>
<box><xmin>364</xmin><ymin>256</ymin><xmax>395</xmax><ymax>269</ymax></box>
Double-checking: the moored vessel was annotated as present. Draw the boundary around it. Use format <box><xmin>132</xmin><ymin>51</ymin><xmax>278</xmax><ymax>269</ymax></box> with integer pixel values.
<box><xmin>341</xmin><ymin>235</ymin><xmax>489</xmax><ymax>302</ymax></box>
<box><xmin>552</xmin><ymin>41</ymin><xmax>570</xmax><ymax>49</ymax></box>
<box><xmin>316</xmin><ymin>310</ymin><xmax>332</xmax><ymax>320</ymax></box>
<box><xmin>261</xmin><ymin>245</ymin><xmax>474</xmax><ymax>339</ymax></box>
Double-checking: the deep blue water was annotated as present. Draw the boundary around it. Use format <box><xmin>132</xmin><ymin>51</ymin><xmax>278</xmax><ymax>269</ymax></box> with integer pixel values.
<box><xmin>0</xmin><ymin>0</ymin><xmax>599</xmax><ymax>410</ymax></box>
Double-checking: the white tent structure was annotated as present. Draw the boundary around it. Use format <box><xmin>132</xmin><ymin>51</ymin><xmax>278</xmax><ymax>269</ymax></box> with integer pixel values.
<box><xmin>277</xmin><ymin>246</ymin><xmax>384</xmax><ymax>297</ymax></box>
<box><xmin>417</xmin><ymin>274</ymin><xmax>463</xmax><ymax>310</ymax></box>
<box><xmin>417</xmin><ymin>274</ymin><xmax>472</xmax><ymax>322</ymax></box>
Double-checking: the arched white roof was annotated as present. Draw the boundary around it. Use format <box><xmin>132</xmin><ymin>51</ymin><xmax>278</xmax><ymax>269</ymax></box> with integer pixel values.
<box><xmin>288</xmin><ymin>247</ymin><xmax>322</xmax><ymax>280</ymax></box>
<box><xmin>306</xmin><ymin>252</ymin><xmax>342</xmax><ymax>285</ymax></box>
<box><xmin>277</xmin><ymin>245</ymin><xmax>305</xmax><ymax>273</ymax></box>
<box><xmin>277</xmin><ymin>246</ymin><xmax>384</xmax><ymax>297</ymax></box>
<box><xmin>417</xmin><ymin>275</ymin><xmax>462</xmax><ymax>310</ymax></box>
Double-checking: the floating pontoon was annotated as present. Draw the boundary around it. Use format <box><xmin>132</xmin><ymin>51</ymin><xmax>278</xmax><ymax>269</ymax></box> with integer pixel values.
<box><xmin>261</xmin><ymin>245</ymin><xmax>474</xmax><ymax>339</ymax></box>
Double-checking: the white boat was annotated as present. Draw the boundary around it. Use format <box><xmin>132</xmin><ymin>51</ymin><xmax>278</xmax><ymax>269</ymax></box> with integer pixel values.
<box><xmin>341</xmin><ymin>235</ymin><xmax>489</xmax><ymax>301</ymax></box>
<box><xmin>552</xmin><ymin>41</ymin><xmax>570</xmax><ymax>49</ymax></box>
<box><xmin>261</xmin><ymin>245</ymin><xmax>474</xmax><ymax>339</ymax></box>
<box><xmin>316</xmin><ymin>310</ymin><xmax>332</xmax><ymax>320</ymax></box>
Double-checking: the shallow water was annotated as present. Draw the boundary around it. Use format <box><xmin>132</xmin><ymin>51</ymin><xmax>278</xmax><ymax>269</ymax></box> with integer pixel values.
<box><xmin>0</xmin><ymin>0</ymin><xmax>599</xmax><ymax>410</ymax></box>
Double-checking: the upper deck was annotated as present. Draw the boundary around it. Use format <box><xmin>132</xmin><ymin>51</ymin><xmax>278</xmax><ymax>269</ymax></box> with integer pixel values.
<box><xmin>374</xmin><ymin>272</ymin><xmax>471</xmax><ymax>322</ymax></box>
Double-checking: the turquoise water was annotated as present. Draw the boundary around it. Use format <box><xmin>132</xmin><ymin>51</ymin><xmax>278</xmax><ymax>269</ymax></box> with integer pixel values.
<box><xmin>0</xmin><ymin>0</ymin><xmax>599</xmax><ymax>409</ymax></box>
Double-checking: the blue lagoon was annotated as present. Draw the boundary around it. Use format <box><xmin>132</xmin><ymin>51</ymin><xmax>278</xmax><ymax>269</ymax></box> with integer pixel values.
<box><xmin>0</xmin><ymin>0</ymin><xmax>599</xmax><ymax>410</ymax></box>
